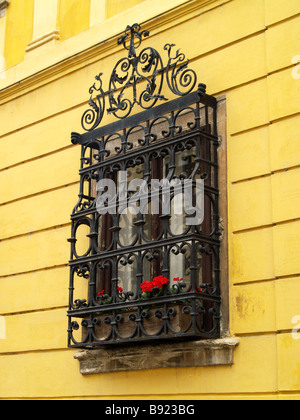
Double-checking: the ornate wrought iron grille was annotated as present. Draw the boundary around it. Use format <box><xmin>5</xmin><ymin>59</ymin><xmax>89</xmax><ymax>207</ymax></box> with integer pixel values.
<box><xmin>68</xmin><ymin>24</ymin><xmax>221</xmax><ymax>348</ymax></box>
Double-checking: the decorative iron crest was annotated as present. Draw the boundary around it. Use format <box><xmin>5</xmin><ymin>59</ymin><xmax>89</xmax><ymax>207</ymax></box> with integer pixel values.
<box><xmin>81</xmin><ymin>23</ymin><xmax>199</xmax><ymax>132</ymax></box>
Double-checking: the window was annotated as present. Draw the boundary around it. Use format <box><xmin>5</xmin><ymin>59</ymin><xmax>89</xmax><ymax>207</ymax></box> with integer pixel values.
<box><xmin>68</xmin><ymin>24</ymin><xmax>221</xmax><ymax>348</ymax></box>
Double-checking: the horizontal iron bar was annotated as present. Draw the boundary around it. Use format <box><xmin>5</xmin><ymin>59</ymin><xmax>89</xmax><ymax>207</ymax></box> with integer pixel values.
<box><xmin>68</xmin><ymin>233</ymin><xmax>220</xmax><ymax>266</ymax></box>
<box><xmin>78</xmin><ymin>129</ymin><xmax>219</xmax><ymax>175</ymax></box>
<box><xmin>67</xmin><ymin>293</ymin><xmax>221</xmax><ymax>318</ymax></box>
<box><xmin>78</xmin><ymin>92</ymin><xmax>217</xmax><ymax>144</ymax></box>
<box><xmin>68</xmin><ymin>331</ymin><xmax>219</xmax><ymax>348</ymax></box>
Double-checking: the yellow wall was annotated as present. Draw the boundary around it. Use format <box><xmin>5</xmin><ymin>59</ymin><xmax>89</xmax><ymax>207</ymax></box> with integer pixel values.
<box><xmin>0</xmin><ymin>0</ymin><xmax>300</xmax><ymax>400</ymax></box>
<box><xmin>106</xmin><ymin>0</ymin><xmax>146</xmax><ymax>19</ymax></box>
<box><xmin>4</xmin><ymin>0</ymin><xmax>34</xmax><ymax>68</ymax></box>
<box><xmin>59</xmin><ymin>0</ymin><xmax>91</xmax><ymax>41</ymax></box>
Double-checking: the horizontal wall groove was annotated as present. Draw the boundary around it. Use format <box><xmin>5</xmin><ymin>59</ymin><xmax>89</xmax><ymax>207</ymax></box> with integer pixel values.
<box><xmin>229</xmin><ymin>122</ymin><xmax>270</xmax><ymax>137</ymax></box>
<box><xmin>232</xmin><ymin>223</ymin><xmax>274</xmax><ymax>235</ymax></box>
<box><xmin>235</xmin><ymin>330</ymin><xmax>298</xmax><ymax>338</ymax></box>
<box><xmin>275</xmin><ymin>273</ymin><xmax>300</xmax><ymax>281</ymax></box>
<box><xmin>270</xmin><ymin>111</ymin><xmax>300</xmax><ymax>125</ymax></box>
<box><xmin>0</xmin><ymin>145</ymin><xmax>76</xmax><ymax>173</ymax></box>
<box><xmin>234</xmin><ymin>332</ymin><xmax>277</xmax><ymax>338</ymax></box>
<box><xmin>0</xmin><ymin>181</ymin><xmax>79</xmax><ymax>208</ymax></box>
<box><xmin>230</xmin><ymin>111</ymin><xmax>299</xmax><ymax>139</ymax></box>
<box><xmin>271</xmin><ymin>165</ymin><xmax>300</xmax><ymax>175</ymax></box>
<box><xmin>0</xmin><ymin>348</ymin><xmax>74</xmax><ymax>357</ymax></box>
<box><xmin>232</xmin><ymin>278</ymin><xmax>276</xmax><ymax>287</ymax></box>
<box><xmin>212</xmin><ymin>75</ymin><xmax>267</xmax><ymax>99</ymax></box>
<box><xmin>0</xmin><ymin>100</ymin><xmax>84</xmax><ymax>141</ymax></box>
<box><xmin>268</xmin><ymin>62</ymin><xmax>300</xmax><ymax>77</ymax></box>
<box><xmin>231</xmin><ymin>164</ymin><xmax>300</xmax><ymax>185</ymax></box>
<box><xmin>189</xmin><ymin>27</ymin><xmax>266</xmax><ymax>63</ymax></box>
<box><xmin>0</xmin><ymin>305</ymin><xmax>68</xmax><ymax>318</ymax></box>
<box><xmin>266</xmin><ymin>11</ymin><xmax>300</xmax><ymax>29</ymax></box>
<box><xmin>231</xmin><ymin>172</ymin><xmax>272</xmax><ymax>185</ymax></box>
<box><xmin>231</xmin><ymin>217</ymin><xmax>300</xmax><ymax>235</ymax></box>
<box><xmin>233</xmin><ymin>274</ymin><xmax>300</xmax><ymax>287</ymax></box>
<box><xmin>231</xmin><ymin>219</ymin><xmax>300</xmax><ymax>237</ymax></box>
<box><xmin>0</xmin><ymin>264</ymin><xmax>69</xmax><ymax>279</ymax></box>
<box><xmin>0</xmin><ymin>222</ymin><xmax>71</xmax><ymax>243</ymax></box>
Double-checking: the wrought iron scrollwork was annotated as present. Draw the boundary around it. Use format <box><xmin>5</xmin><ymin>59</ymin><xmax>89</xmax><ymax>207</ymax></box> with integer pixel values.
<box><xmin>80</xmin><ymin>23</ymin><xmax>198</xmax><ymax>132</ymax></box>
<box><xmin>81</xmin><ymin>73</ymin><xmax>106</xmax><ymax>132</ymax></box>
<box><xmin>164</xmin><ymin>43</ymin><xmax>197</xmax><ymax>96</ymax></box>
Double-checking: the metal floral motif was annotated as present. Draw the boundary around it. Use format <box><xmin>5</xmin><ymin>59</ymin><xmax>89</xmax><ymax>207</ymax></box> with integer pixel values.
<box><xmin>81</xmin><ymin>73</ymin><xmax>106</xmax><ymax>132</ymax></box>
<box><xmin>81</xmin><ymin>23</ymin><xmax>197</xmax><ymax>131</ymax></box>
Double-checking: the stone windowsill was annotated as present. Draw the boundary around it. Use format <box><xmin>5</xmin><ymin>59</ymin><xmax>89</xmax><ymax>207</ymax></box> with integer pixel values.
<box><xmin>74</xmin><ymin>337</ymin><xmax>240</xmax><ymax>375</ymax></box>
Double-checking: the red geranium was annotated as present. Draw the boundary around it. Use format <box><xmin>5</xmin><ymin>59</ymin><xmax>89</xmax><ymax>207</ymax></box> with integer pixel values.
<box><xmin>141</xmin><ymin>281</ymin><xmax>155</xmax><ymax>293</ymax></box>
<box><xmin>141</xmin><ymin>275</ymin><xmax>169</xmax><ymax>294</ymax></box>
<box><xmin>98</xmin><ymin>286</ymin><xmax>123</xmax><ymax>297</ymax></box>
<box><xmin>153</xmin><ymin>275</ymin><xmax>169</xmax><ymax>288</ymax></box>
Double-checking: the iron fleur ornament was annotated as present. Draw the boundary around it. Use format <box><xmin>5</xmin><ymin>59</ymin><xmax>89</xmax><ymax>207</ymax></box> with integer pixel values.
<box><xmin>80</xmin><ymin>23</ymin><xmax>201</xmax><ymax>132</ymax></box>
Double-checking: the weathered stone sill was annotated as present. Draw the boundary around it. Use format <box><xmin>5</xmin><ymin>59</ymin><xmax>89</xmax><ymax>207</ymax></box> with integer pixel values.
<box><xmin>74</xmin><ymin>337</ymin><xmax>239</xmax><ymax>375</ymax></box>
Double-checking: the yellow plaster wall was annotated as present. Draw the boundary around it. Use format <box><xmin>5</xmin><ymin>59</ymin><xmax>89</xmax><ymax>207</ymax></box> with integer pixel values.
<box><xmin>58</xmin><ymin>0</ymin><xmax>91</xmax><ymax>41</ymax></box>
<box><xmin>0</xmin><ymin>0</ymin><xmax>299</xmax><ymax>400</ymax></box>
<box><xmin>4</xmin><ymin>0</ymin><xmax>34</xmax><ymax>69</ymax></box>
<box><xmin>106</xmin><ymin>0</ymin><xmax>146</xmax><ymax>19</ymax></box>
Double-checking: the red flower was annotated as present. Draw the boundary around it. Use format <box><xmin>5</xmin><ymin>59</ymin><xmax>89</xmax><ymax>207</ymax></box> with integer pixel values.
<box><xmin>99</xmin><ymin>287</ymin><xmax>123</xmax><ymax>297</ymax></box>
<box><xmin>153</xmin><ymin>275</ymin><xmax>169</xmax><ymax>288</ymax></box>
<box><xmin>141</xmin><ymin>276</ymin><xmax>169</xmax><ymax>294</ymax></box>
<box><xmin>141</xmin><ymin>281</ymin><xmax>154</xmax><ymax>293</ymax></box>
<box><xmin>173</xmin><ymin>277</ymin><xmax>183</xmax><ymax>282</ymax></box>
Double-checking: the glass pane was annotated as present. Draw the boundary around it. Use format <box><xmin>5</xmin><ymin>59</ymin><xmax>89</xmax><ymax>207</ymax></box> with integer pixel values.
<box><xmin>118</xmin><ymin>254</ymin><xmax>137</xmax><ymax>297</ymax></box>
